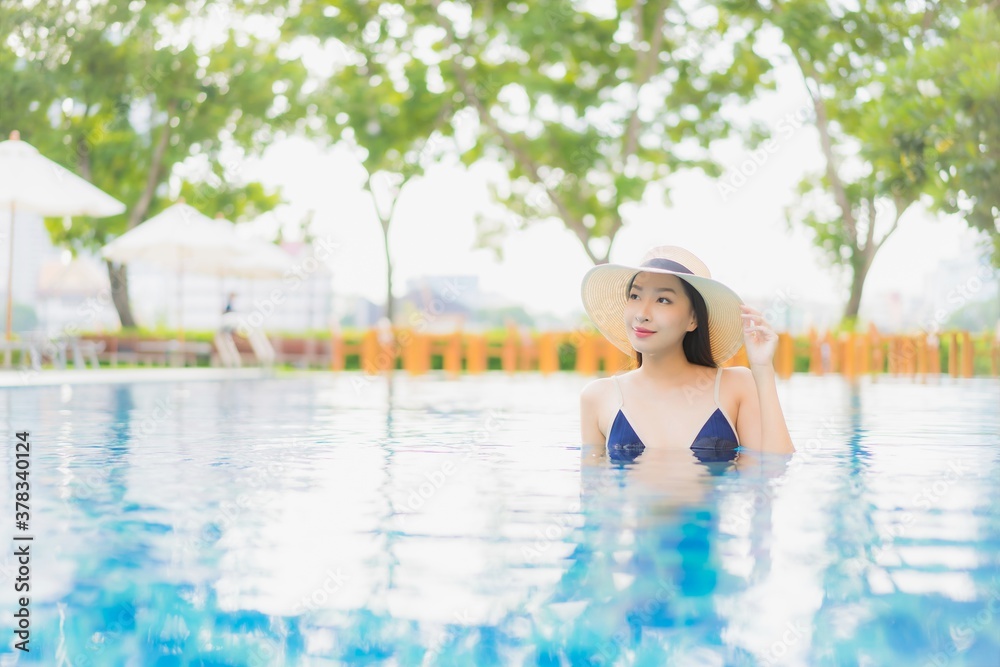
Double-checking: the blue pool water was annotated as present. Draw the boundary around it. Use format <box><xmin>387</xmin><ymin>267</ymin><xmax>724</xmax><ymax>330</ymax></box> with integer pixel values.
<box><xmin>0</xmin><ymin>372</ymin><xmax>998</xmax><ymax>666</ymax></box>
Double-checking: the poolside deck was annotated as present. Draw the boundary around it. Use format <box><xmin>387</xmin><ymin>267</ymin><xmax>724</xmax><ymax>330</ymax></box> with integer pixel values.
<box><xmin>0</xmin><ymin>367</ymin><xmax>277</xmax><ymax>388</ymax></box>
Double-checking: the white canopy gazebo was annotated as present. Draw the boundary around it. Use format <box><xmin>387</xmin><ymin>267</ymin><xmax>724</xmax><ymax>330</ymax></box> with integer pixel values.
<box><xmin>101</xmin><ymin>202</ymin><xmax>247</xmax><ymax>342</ymax></box>
<box><xmin>0</xmin><ymin>130</ymin><xmax>126</xmax><ymax>340</ymax></box>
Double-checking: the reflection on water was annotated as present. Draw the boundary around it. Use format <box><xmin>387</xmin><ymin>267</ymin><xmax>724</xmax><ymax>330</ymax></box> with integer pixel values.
<box><xmin>0</xmin><ymin>373</ymin><xmax>997</xmax><ymax>665</ymax></box>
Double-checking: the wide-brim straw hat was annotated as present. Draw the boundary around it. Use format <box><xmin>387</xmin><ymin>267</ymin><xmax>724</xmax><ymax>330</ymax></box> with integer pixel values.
<box><xmin>580</xmin><ymin>245</ymin><xmax>745</xmax><ymax>365</ymax></box>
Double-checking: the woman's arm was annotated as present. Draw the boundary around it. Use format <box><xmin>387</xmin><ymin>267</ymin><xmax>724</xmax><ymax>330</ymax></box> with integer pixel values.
<box><xmin>736</xmin><ymin>305</ymin><xmax>795</xmax><ymax>454</ymax></box>
<box><xmin>750</xmin><ymin>363</ymin><xmax>795</xmax><ymax>453</ymax></box>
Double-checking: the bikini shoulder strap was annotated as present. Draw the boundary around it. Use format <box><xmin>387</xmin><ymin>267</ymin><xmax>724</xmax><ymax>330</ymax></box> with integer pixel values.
<box><xmin>714</xmin><ymin>366</ymin><xmax>723</xmax><ymax>406</ymax></box>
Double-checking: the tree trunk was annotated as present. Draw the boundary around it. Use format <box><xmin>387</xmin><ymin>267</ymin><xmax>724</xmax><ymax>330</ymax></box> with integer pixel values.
<box><xmin>105</xmin><ymin>101</ymin><xmax>176</xmax><ymax>331</ymax></box>
<box><xmin>106</xmin><ymin>260</ymin><xmax>137</xmax><ymax>328</ymax></box>
<box><xmin>381</xmin><ymin>221</ymin><xmax>394</xmax><ymax>324</ymax></box>
<box><xmin>369</xmin><ymin>173</ymin><xmax>404</xmax><ymax>326</ymax></box>
<box><xmin>842</xmin><ymin>253</ymin><xmax>873</xmax><ymax>323</ymax></box>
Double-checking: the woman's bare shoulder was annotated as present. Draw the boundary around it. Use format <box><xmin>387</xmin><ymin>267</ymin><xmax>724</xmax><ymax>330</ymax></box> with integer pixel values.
<box><xmin>582</xmin><ymin>373</ymin><xmax>630</xmax><ymax>411</ymax></box>
<box><xmin>720</xmin><ymin>365</ymin><xmax>753</xmax><ymax>383</ymax></box>
<box><xmin>720</xmin><ymin>366</ymin><xmax>754</xmax><ymax>402</ymax></box>
<box><xmin>580</xmin><ymin>375</ymin><xmax>613</xmax><ymax>402</ymax></box>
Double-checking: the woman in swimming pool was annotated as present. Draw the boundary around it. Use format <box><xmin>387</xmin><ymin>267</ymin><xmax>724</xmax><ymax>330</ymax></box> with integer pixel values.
<box><xmin>578</xmin><ymin>245</ymin><xmax>795</xmax><ymax>465</ymax></box>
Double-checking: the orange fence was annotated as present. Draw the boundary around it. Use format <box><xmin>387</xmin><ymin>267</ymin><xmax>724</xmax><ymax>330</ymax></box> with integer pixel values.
<box><xmin>330</xmin><ymin>324</ymin><xmax>999</xmax><ymax>378</ymax></box>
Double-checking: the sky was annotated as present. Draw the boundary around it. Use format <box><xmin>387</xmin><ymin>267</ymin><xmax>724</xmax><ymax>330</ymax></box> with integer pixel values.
<box><xmin>232</xmin><ymin>41</ymin><xmax>991</xmax><ymax>324</ymax></box>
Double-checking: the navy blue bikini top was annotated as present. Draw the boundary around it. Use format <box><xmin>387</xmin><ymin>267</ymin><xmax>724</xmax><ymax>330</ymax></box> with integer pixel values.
<box><xmin>606</xmin><ymin>367</ymin><xmax>741</xmax><ymax>464</ymax></box>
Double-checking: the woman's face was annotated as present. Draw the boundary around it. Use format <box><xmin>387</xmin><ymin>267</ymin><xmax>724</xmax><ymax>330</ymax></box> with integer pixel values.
<box><xmin>623</xmin><ymin>272</ymin><xmax>697</xmax><ymax>352</ymax></box>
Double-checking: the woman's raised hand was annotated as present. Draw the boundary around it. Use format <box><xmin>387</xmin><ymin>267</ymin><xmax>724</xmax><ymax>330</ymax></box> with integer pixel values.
<box><xmin>740</xmin><ymin>304</ymin><xmax>778</xmax><ymax>368</ymax></box>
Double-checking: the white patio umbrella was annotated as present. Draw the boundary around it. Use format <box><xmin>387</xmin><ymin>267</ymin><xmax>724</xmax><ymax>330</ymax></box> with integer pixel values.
<box><xmin>224</xmin><ymin>237</ymin><xmax>294</xmax><ymax>280</ymax></box>
<box><xmin>175</xmin><ymin>226</ymin><xmax>293</xmax><ymax>281</ymax></box>
<box><xmin>179</xmin><ymin>225</ymin><xmax>293</xmax><ymax>291</ymax></box>
<box><xmin>0</xmin><ymin>130</ymin><xmax>126</xmax><ymax>340</ymax></box>
<box><xmin>101</xmin><ymin>202</ymin><xmax>246</xmax><ymax>342</ymax></box>
<box><xmin>180</xmin><ymin>232</ymin><xmax>295</xmax><ymax>329</ymax></box>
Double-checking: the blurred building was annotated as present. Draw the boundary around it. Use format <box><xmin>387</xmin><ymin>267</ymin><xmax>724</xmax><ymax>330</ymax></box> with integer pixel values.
<box><xmin>861</xmin><ymin>256</ymin><xmax>999</xmax><ymax>333</ymax></box>
<box><xmin>402</xmin><ymin>275</ymin><xmax>477</xmax><ymax>317</ymax></box>
<box><xmin>396</xmin><ymin>274</ymin><xmax>523</xmax><ymax>331</ymax></box>
<box><xmin>334</xmin><ymin>294</ymin><xmax>383</xmax><ymax>329</ymax></box>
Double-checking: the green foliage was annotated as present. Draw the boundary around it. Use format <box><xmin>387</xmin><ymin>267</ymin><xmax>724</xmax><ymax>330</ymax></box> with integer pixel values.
<box><xmin>832</xmin><ymin>315</ymin><xmax>860</xmax><ymax>336</ymax></box>
<box><xmin>452</xmin><ymin>1</ymin><xmax>774</xmax><ymax>263</ymax></box>
<box><xmin>792</xmin><ymin>347</ymin><xmax>811</xmax><ymax>374</ymax></box>
<box><xmin>115</xmin><ymin>326</ymin><xmax>216</xmax><ymax>343</ymax></box>
<box><xmin>288</xmin><ymin>1</ymin><xmax>772</xmax><ymax>264</ymax></box>
<box><xmin>177</xmin><ymin>178</ymin><xmax>283</xmax><ymax>225</ymax></box>
<box><xmin>869</xmin><ymin>4</ymin><xmax>1000</xmax><ymax>266</ymax></box>
<box><xmin>0</xmin><ymin>0</ymin><xmax>312</xmax><ymax>324</ymax></box>
<box><xmin>727</xmin><ymin>0</ymin><xmax>992</xmax><ymax>320</ymax></box>
<box><xmin>558</xmin><ymin>341</ymin><xmax>577</xmax><ymax>371</ymax></box>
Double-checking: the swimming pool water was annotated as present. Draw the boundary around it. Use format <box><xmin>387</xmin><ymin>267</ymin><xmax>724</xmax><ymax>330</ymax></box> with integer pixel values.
<box><xmin>0</xmin><ymin>372</ymin><xmax>998</xmax><ymax>666</ymax></box>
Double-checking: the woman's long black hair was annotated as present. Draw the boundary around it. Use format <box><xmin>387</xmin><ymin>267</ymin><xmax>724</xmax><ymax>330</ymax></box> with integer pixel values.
<box><xmin>627</xmin><ymin>273</ymin><xmax>716</xmax><ymax>368</ymax></box>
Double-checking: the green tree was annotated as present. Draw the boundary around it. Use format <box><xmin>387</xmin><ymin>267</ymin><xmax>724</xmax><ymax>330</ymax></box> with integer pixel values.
<box><xmin>424</xmin><ymin>0</ymin><xmax>771</xmax><ymax>265</ymax></box>
<box><xmin>726</xmin><ymin>0</ymin><xmax>987</xmax><ymax>323</ymax></box>
<box><xmin>873</xmin><ymin>4</ymin><xmax>999</xmax><ymax>267</ymax></box>
<box><xmin>0</xmin><ymin>0</ymin><xmax>310</xmax><ymax>327</ymax></box>
<box><xmin>284</xmin><ymin>2</ymin><xmax>456</xmax><ymax>324</ymax></box>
